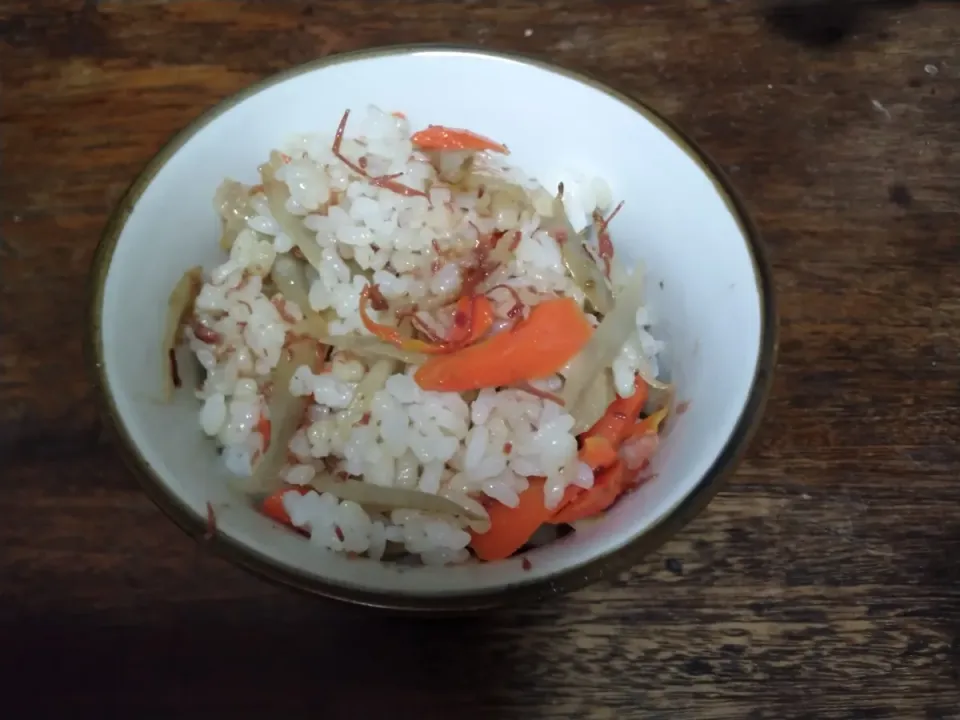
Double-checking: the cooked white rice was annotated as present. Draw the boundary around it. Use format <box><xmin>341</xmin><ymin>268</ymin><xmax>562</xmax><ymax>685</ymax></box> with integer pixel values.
<box><xmin>182</xmin><ymin>106</ymin><xmax>664</xmax><ymax>565</ymax></box>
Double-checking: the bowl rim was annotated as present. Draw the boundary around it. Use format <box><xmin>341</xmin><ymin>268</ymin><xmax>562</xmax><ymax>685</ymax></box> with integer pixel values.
<box><xmin>86</xmin><ymin>43</ymin><xmax>778</xmax><ymax>612</ymax></box>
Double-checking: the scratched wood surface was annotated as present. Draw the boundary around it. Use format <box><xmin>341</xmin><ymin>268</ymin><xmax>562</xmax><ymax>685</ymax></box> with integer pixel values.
<box><xmin>2</xmin><ymin>1</ymin><xmax>960</xmax><ymax>718</ymax></box>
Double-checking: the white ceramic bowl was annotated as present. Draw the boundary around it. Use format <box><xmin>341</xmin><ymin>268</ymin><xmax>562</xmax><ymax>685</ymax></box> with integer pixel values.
<box><xmin>88</xmin><ymin>46</ymin><xmax>776</xmax><ymax>611</ymax></box>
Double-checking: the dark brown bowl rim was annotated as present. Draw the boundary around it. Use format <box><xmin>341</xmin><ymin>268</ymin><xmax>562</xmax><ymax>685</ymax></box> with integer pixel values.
<box><xmin>86</xmin><ymin>43</ymin><xmax>778</xmax><ymax>613</ymax></box>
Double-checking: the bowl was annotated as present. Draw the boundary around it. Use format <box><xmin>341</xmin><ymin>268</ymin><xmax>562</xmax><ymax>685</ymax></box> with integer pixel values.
<box><xmin>88</xmin><ymin>45</ymin><xmax>777</xmax><ymax>611</ymax></box>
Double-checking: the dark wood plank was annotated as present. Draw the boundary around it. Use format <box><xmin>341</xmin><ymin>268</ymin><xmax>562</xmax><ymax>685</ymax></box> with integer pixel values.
<box><xmin>2</xmin><ymin>1</ymin><xmax>960</xmax><ymax>718</ymax></box>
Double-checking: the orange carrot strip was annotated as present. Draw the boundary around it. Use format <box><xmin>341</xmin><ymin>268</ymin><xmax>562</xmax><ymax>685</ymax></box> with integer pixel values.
<box><xmin>256</xmin><ymin>415</ymin><xmax>272</xmax><ymax>450</ymax></box>
<box><xmin>411</xmin><ymin>125</ymin><xmax>509</xmax><ymax>154</ymax></box>
<box><xmin>391</xmin><ymin>111</ymin><xmax>407</xmax><ymax>120</ymax></box>
<box><xmin>584</xmin><ymin>377</ymin><xmax>650</xmax><ymax>446</ymax></box>
<box><xmin>414</xmin><ymin>297</ymin><xmax>591</xmax><ymax>392</ymax></box>
<box><xmin>550</xmin><ymin>462</ymin><xmax>626</xmax><ymax>525</ymax></box>
<box><xmin>261</xmin><ymin>487</ymin><xmax>310</xmax><ymax>526</ymax></box>
<box><xmin>447</xmin><ymin>295</ymin><xmax>495</xmax><ymax>346</ymax></box>
<box><xmin>446</xmin><ymin>296</ymin><xmax>474</xmax><ymax>345</ymax></box>
<box><xmin>466</xmin><ymin>295</ymin><xmax>494</xmax><ymax>344</ymax></box>
<box><xmin>578</xmin><ymin>435</ymin><xmax>617</xmax><ymax>471</ymax></box>
<box><xmin>359</xmin><ymin>286</ymin><xmax>450</xmax><ymax>354</ymax></box>
<box><xmin>548</xmin><ymin>379</ymin><xmax>653</xmax><ymax>524</ymax></box>
<box><xmin>469</xmin><ymin>478</ymin><xmax>552</xmax><ymax>561</ymax></box>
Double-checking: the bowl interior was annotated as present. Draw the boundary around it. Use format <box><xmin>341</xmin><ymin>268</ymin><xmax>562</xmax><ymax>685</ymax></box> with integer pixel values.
<box><xmin>95</xmin><ymin>48</ymin><xmax>764</xmax><ymax>601</ymax></box>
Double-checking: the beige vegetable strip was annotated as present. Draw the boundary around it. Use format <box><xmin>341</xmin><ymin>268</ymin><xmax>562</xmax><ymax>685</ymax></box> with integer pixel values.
<box><xmin>162</xmin><ymin>266</ymin><xmax>203</xmax><ymax>400</ymax></box>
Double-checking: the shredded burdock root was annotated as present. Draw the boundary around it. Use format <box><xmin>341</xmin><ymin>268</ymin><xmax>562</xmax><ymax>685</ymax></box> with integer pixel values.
<box><xmin>245</xmin><ymin>340</ymin><xmax>319</xmax><ymax>494</ymax></box>
<box><xmin>335</xmin><ymin>357</ymin><xmax>396</xmax><ymax>439</ymax></box>
<box><xmin>262</xmin><ymin>160</ymin><xmax>327</xmax><ymax>269</ymax></box>
<box><xmin>560</xmin><ymin>261</ymin><xmax>647</xmax><ymax>420</ymax></box>
<box><xmin>215</xmin><ymin>180</ymin><xmax>258</xmax><ymax>252</ymax></box>
<box><xmin>307</xmin><ymin>475</ymin><xmax>486</xmax><ymax>521</ymax></box>
<box><xmin>543</xmin><ymin>186</ymin><xmax>613</xmax><ymax>315</ymax></box>
<box><xmin>568</xmin><ymin>371</ymin><xmax>616</xmax><ymax>435</ymax></box>
<box><xmin>270</xmin><ymin>254</ymin><xmax>313</xmax><ymax>312</ymax></box>
<box><xmin>162</xmin><ymin>266</ymin><xmax>204</xmax><ymax>400</ymax></box>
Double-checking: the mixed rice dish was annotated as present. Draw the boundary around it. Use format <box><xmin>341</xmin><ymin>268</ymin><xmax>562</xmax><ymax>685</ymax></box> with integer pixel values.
<box><xmin>164</xmin><ymin>107</ymin><xmax>670</xmax><ymax>566</ymax></box>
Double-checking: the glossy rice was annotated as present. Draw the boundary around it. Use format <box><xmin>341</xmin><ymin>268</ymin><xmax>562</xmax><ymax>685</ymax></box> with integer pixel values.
<box><xmin>176</xmin><ymin>106</ymin><xmax>664</xmax><ymax>565</ymax></box>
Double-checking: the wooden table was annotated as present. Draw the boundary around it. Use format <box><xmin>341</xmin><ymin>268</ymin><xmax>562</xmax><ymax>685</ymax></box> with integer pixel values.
<box><xmin>2</xmin><ymin>1</ymin><xmax>959</xmax><ymax>717</ymax></box>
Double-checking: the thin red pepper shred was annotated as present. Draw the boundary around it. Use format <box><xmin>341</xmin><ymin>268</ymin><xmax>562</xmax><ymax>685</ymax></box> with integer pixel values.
<box><xmin>367</xmin><ymin>283</ymin><xmax>389</xmax><ymax>311</ymax></box>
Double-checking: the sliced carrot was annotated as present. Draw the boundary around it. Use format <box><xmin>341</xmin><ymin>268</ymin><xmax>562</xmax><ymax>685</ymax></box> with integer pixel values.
<box><xmin>544</xmin><ymin>381</ymin><xmax>666</xmax><ymax>526</ymax></box>
<box><xmin>548</xmin><ymin>379</ymin><xmax>656</xmax><ymax>525</ymax></box>
<box><xmin>549</xmin><ymin>462</ymin><xmax>626</xmax><ymax>525</ymax></box>
<box><xmin>256</xmin><ymin>415</ymin><xmax>272</xmax><ymax>450</ymax></box>
<box><xmin>466</xmin><ymin>295</ymin><xmax>494</xmax><ymax>344</ymax></box>
<box><xmin>447</xmin><ymin>295</ymin><xmax>495</xmax><ymax>346</ymax></box>
<box><xmin>446</xmin><ymin>295</ymin><xmax>474</xmax><ymax>345</ymax></box>
<box><xmin>415</xmin><ymin>297</ymin><xmax>592</xmax><ymax>392</ymax></box>
<box><xmin>391</xmin><ymin>111</ymin><xmax>407</xmax><ymax>120</ymax></box>
<box><xmin>578</xmin><ymin>435</ymin><xmax>617</xmax><ymax>471</ymax></box>
<box><xmin>359</xmin><ymin>285</ymin><xmax>450</xmax><ymax>354</ymax></box>
<box><xmin>360</xmin><ymin>286</ymin><xmax>495</xmax><ymax>354</ymax></box>
<box><xmin>584</xmin><ymin>377</ymin><xmax>650</xmax><ymax>446</ymax></box>
<box><xmin>261</xmin><ymin>486</ymin><xmax>311</xmax><ymax>526</ymax></box>
<box><xmin>411</xmin><ymin>125</ymin><xmax>509</xmax><ymax>154</ymax></box>
<box><xmin>469</xmin><ymin>478</ymin><xmax>552</xmax><ymax>561</ymax></box>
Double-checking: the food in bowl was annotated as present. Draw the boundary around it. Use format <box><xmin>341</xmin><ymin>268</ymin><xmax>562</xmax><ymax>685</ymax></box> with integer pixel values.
<box><xmin>164</xmin><ymin>106</ymin><xmax>671</xmax><ymax>567</ymax></box>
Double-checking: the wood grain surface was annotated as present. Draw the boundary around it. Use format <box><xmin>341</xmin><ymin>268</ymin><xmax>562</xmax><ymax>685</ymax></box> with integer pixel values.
<box><xmin>2</xmin><ymin>1</ymin><xmax>960</xmax><ymax>718</ymax></box>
